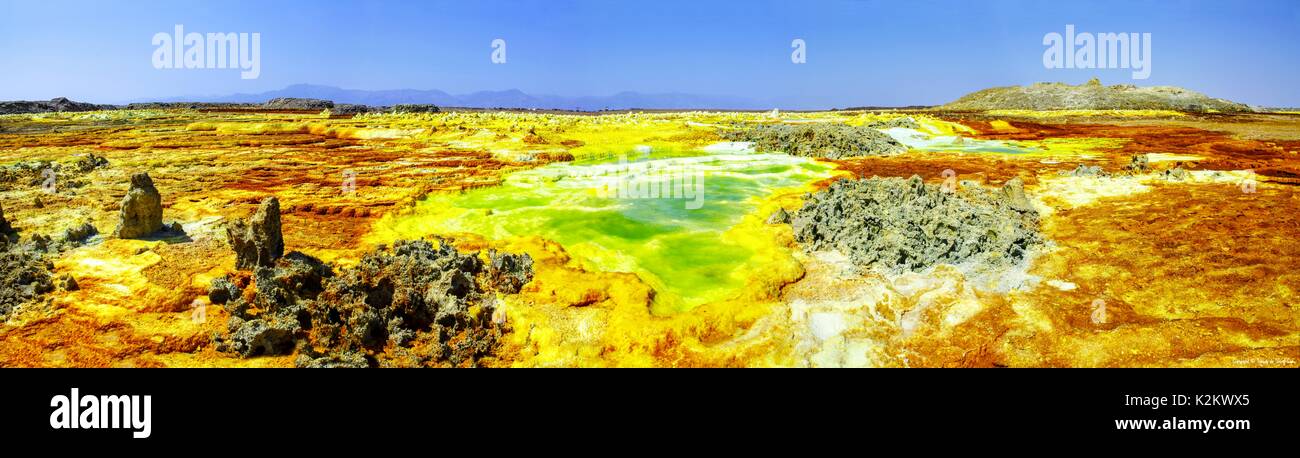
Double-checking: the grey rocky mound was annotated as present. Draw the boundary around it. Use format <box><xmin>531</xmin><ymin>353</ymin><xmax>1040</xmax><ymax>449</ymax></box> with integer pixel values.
<box><xmin>720</xmin><ymin>123</ymin><xmax>907</xmax><ymax>159</ymax></box>
<box><xmin>1162</xmin><ymin>167</ymin><xmax>1190</xmax><ymax>181</ymax></box>
<box><xmin>0</xmin><ymin>246</ymin><xmax>54</xmax><ymax>318</ymax></box>
<box><xmin>227</xmin><ymin>197</ymin><xmax>284</xmax><ymax>270</ymax></box>
<box><xmin>113</xmin><ymin>173</ymin><xmax>163</xmax><ymax>239</ymax></box>
<box><xmin>790</xmin><ymin>175</ymin><xmax>1043</xmax><ymax>273</ymax></box>
<box><xmin>262</xmin><ymin>98</ymin><xmax>334</xmax><ymax>110</ymax></box>
<box><xmin>61</xmin><ymin>221</ymin><xmax>98</xmax><ymax>244</ymax></box>
<box><xmin>865</xmin><ymin>117</ymin><xmax>921</xmax><ymax>130</ymax></box>
<box><xmin>75</xmin><ymin>154</ymin><xmax>110</xmax><ymax>173</ymax></box>
<box><xmin>940</xmin><ymin>79</ymin><xmax>1252</xmax><ymax>112</ymax></box>
<box><xmin>1125</xmin><ymin>154</ymin><xmax>1151</xmax><ymax>173</ymax></box>
<box><xmin>1062</xmin><ymin>164</ymin><xmax>1109</xmax><ymax>177</ymax></box>
<box><xmin>0</xmin><ymin>203</ymin><xmax>11</xmax><ymax>235</ymax></box>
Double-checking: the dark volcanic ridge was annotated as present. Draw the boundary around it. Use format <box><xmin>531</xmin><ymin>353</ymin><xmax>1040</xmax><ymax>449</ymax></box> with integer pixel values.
<box><xmin>0</xmin><ymin>98</ymin><xmax>116</xmax><ymax>115</ymax></box>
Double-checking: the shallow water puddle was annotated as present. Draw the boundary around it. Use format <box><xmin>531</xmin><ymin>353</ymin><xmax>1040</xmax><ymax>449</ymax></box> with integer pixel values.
<box><xmin>880</xmin><ymin>127</ymin><xmax>1041</xmax><ymax>154</ymax></box>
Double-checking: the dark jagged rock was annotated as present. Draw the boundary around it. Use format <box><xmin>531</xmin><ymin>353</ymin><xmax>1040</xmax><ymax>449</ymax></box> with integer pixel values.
<box><xmin>0</xmin><ymin>243</ymin><xmax>55</xmax><ymax>318</ymax></box>
<box><xmin>26</xmin><ymin>234</ymin><xmax>52</xmax><ymax>253</ymax></box>
<box><xmin>720</xmin><ymin>123</ymin><xmax>906</xmax><ymax>158</ymax></box>
<box><xmin>790</xmin><ymin>175</ymin><xmax>1043</xmax><ymax>273</ymax></box>
<box><xmin>391</xmin><ymin>104</ymin><xmax>441</xmax><ymax>114</ymax></box>
<box><xmin>330</xmin><ymin>104</ymin><xmax>376</xmax><ymax>115</ymax></box>
<box><xmin>0</xmin><ymin>97</ymin><xmax>116</xmax><ymax>115</ymax></box>
<box><xmin>226</xmin><ymin>197</ymin><xmax>284</xmax><ymax>270</ymax></box>
<box><xmin>55</xmin><ymin>273</ymin><xmax>78</xmax><ymax>292</ymax></box>
<box><xmin>214</xmin><ymin>239</ymin><xmax>535</xmax><ymax>367</ymax></box>
<box><xmin>206</xmin><ymin>277</ymin><xmax>242</xmax><ymax>305</ymax></box>
<box><xmin>1125</xmin><ymin>154</ymin><xmax>1151</xmax><ymax>173</ymax></box>
<box><xmin>113</xmin><ymin>173</ymin><xmax>163</xmax><ymax>239</ymax></box>
<box><xmin>74</xmin><ymin>154</ymin><xmax>109</xmax><ymax>173</ymax></box>
<box><xmin>308</xmin><ymin>240</ymin><xmax>491</xmax><ymax>360</ymax></box>
<box><xmin>0</xmin><ymin>203</ymin><xmax>12</xmax><ymax>235</ymax></box>
<box><xmin>124</xmin><ymin>102</ymin><xmax>262</xmax><ymax>110</ymax></box>
<box><xmin>766</xmin><ymin>207</ymin><xmax>791</xmax><ymax>225</ymax></box>
<box><xmin>61</xmin><ymin>222</ymin><xmax>97</xmax><ymax>244</ymax></box>
<box><xmin>486</xmin><ymin>249</ymin><xmax>534</xmax><ymax>294</ymax></box>
<box><xmin>213</xmin><ymin>252</ymin><xmax>330</xmax><ymax>356</ymax></box>
<box><xmin>224</xmin><ymin>317</ymin><xmax>299</xmax><ymax>357</ymax></box>
<box><xmin>262</xmin><ymin>98</ymin><xmax>334</xmax><ymax>110</ymax></box>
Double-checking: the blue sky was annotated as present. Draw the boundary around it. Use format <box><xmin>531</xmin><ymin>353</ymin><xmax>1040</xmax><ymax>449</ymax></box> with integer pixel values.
<box><xmin>1</xmin><ymin>0</ymin><xmax>1297</xmax><ymax>106</ymax></box>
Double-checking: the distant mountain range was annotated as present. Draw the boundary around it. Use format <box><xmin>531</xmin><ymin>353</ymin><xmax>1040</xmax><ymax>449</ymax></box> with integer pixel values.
<box><xmin>140</xmin><ymin>84</ymin><xmax>781</xmax><ymax>111</ymax></box>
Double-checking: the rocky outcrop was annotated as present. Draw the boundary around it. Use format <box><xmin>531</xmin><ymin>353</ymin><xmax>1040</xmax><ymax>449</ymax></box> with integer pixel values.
<box><xmin>0</xmin><ymin>158</ymin><xmax>105</xmax><ymax>194</ymax></box>
<box><xmin>940</xmin><ymin>80</ymin><xmax>1252</xmax><ymax>112</ymax></box>
<box><xmin>55</xmin><ymin>273</ymin><xmax>78</xmax><ymax>291</ymax></box>
<box><xmin>206</xmin><ymin>277</ymin><xmax>242</xmax><ymax>306</ymax></box>
<box><xmin>123</xmin><ymin>102</ymin><xmax>259</xmax><ymax>110</ymax></box>
<box><xmin>0</xmin><ymin>203</ymin><xmax>12</xmax><ymax>236</ymax></box>
<box><xmin>1162</xmin><ymin>167</ymin><xmax>1190</xmax><ymax>181</ymax></box>
<box><xmin>486</xmin><ymin>249</ymin><xmax>534</xmax><ymax>294</ymax></box>
<box><xmin>330</xmin><ymin>104</ymin><xmax>376</xmax><ymax>115</ymax></box>
<box><xmin>766</xmin><ymin>207</ymin><xmax>791</xmax><ymax>225</ymax></box>
<box><xmin>790</xmin><ymin>175</ymin><xmax>1043</xmax><ymax>273</ymax></box>
<box><xmin>113</xmin><ymin>173</ymin><xmax>163</xmax><ymax>239</ymax></box>
<box><xmin>0</xmin><ymin>161</ymin><xmax>56</xmax><ymax>190</ymax></box>
<box><xmin>720</xmin><ymin>123</ymin><xmax>907</xmax><ymax>159</ymax></box>
<box><xmin>226</xmin><ymin>197</ymin><xmax>284</xmax><ymax>270</ymax></box>
<box><xmin>865</xmin><ymin>117</ymin><xmax>920</xmax><ymax>129</ymax></box>
<box><xmin>213</xmin><ymin>239</ymin><xmax>535</xmax><ymax>367</ymax></box>
<box><xmin>391</xmin><ymin>104</ymin><xmax>441</xmax><ymax>114</ymax></box>
<box><xmin>1125</xmin><ymin>154</ymin><xmax>1151</xmax><ymax>173</ymax></box>
<box><xmin>0</xmin><ymin>97</ymin><xmax>116</xmax><ymax>115</ymax></box>
<box><xmin>1062</xmin><ymin>164</ymin><xmax>1109</xmax><ymax>177</ymax></box>
<box><xmin>262</xmin><ymin>98</ymin><xmax>334</xmax><ymax>110</ymax></box>
<box><xmin>0</xmin><ymin>242</ymin><xmax>55</xmax><ymax>319</ymax></box>
<box><xmin>74</xmin><ymin>154</ymin><xmax>109</xmax><ymax>173</ymax></box>
<box><xmin>61</xmin><ymin>222</ymin><xmax>97</xmax><ymax>244</ymax></box>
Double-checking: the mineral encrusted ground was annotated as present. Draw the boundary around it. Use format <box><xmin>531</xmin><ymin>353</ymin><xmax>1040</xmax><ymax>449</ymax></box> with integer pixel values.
<box><xmin>0</xmin><ymin>106</ymin><xmax>1296</xmax><ymax>368</ymax></box>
